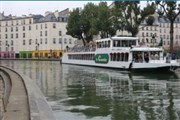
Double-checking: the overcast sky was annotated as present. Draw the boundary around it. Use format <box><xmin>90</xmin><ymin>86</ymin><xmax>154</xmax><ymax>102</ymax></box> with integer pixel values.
<box><xmin>0</xmin><ymin>1</ymin><xmax>148</xmax><ymax>16</ymax></box>
<box><xmin>0</xmin><ymin>1</ymin><xmax>113</xmax><ymax>16</ymax></box>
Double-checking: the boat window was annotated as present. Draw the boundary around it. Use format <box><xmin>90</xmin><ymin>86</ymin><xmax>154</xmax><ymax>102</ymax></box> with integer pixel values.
<box><xmin>124</xmin><ymin>53</ymin><xmax>129</xmax><ymax>61</ymax></box>
<box><xmin>117</xmin><ymin>41</ymin><xmax>120</xmax><ymax>47</ymax></box>
<box><xmin>133</xmin><ymin>52</ymin><xmax>143</xmax><ymax>63</ymax></box>
<box><xmin>150</xmin><ymin>52</ymin><xmax>159</xmax><ymax>60</ymax></box>
<box><xmin>108</xmin><ymin>40</ymin><xmax>110</xmax><ymax>47</ymax></box>
<box><xmin>144</xmin><ymin>52</ymin><xmax>149</xmax><ymax>63</ymax></box>
<box><xmin>122</xmin><ymin>41</ymin><xmax>126</xmax><ymax>47</ymax></box>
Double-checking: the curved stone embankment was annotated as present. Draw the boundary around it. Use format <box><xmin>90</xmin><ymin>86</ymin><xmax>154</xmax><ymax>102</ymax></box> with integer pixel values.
<box><xmin>0</xmin><ymin>66</ymin><xmax>55</xmax><ymax>120</ymax></box>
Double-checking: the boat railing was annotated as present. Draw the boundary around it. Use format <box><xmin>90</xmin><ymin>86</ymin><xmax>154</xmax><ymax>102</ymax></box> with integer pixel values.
<box><xmin>66</xmin><ymin>46</ymin><xmax>96</xmax><ymax>53</ymax></box>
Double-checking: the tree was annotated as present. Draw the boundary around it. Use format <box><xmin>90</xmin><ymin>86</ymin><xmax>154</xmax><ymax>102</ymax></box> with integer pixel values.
<box><xmin>67</xmin><ymin>3</ymin><xmax>99</xmax><ymax>46</ymax></box>
<box><xmin>146</xmin><ymin>16</ymin><xmax>155</xmax><ymax>25</ymax></box>
<box><xmin>66</xmin><ymin>8</ymin><xmax>86</xmax><ymax>46</ymax></box>
<box><xmin>113</xmin><ymin>2</ymin><xmax>156</xmax><ymax>37</ymax></box>
<box><xmin>156</xmin><ymin>1</ymin><xmax>180</xmax><ymax>53</ymax></box>
<box><xmin>97</xmin><ymin>2</ymin><xmax>116</xmax><ymax>38</ymax></box>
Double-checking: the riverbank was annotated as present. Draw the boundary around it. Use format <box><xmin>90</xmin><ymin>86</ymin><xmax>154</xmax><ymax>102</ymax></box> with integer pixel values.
<box><xmin>0</xmin><ymin>58</ymin><xmax>60</xmax><ymax>61</ymax></box>
<box><xmin>0</xmin><ymin>66</ymin><xmax>55</xmax><ymax>120</ymax></box>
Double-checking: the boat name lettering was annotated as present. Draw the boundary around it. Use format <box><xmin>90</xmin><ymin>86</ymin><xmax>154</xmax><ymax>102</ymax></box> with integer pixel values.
<box><xmin>95</xmin><ymin>54</ymin><xmax>109</xmax><ymax>64</ymax></box>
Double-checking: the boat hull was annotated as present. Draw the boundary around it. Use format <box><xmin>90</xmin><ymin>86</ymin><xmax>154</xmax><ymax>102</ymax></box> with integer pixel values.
<box><xmin>62</xmin><ymin>60</ymin><xmax>180</xmax><ymax>73</ymax></box>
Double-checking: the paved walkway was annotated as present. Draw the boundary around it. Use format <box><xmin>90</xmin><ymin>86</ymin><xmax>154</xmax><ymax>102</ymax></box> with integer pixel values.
<box><xmin>0</xmin><ymin>66</ymin><xmax>56</xmax><ymax>120</ymax></box>
<box><xmin>0</xmin><ymin>67</ymin><xmax>29</xmax><ymax>120</ymax></box>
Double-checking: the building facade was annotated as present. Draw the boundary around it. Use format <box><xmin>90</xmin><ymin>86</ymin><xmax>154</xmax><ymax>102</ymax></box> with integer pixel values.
<box><xmin>0</xmin><ymin>9</ymin><xmax>77</xmax><ymax>59</ymax></box>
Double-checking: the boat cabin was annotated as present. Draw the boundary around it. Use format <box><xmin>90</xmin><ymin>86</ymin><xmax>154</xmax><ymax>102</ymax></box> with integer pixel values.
<box><xmin>96</xmin><ymin>37</ymin><xmax>137</xmax><ymax>49</ymax></box>
<box><xmin>96</xmin><ymin>36</ymin><xmax>164</xmax><ymax>63</ymax></box>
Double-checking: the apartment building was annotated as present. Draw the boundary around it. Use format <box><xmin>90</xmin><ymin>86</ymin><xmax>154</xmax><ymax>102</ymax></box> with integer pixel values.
<box><xmin>138</xmin><ymin>14</ymin><xmax>180</xmax><ymax>49</ymax></box>
<box><xmin>0</xmin><ymin>9</ymin><xmax>77</xmax><ymax>59</ymax></box>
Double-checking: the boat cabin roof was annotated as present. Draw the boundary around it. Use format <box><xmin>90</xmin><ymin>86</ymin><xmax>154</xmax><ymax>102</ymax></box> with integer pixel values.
<box><xmin>96</xmin><ymin>36</ymin><xmax>138</xmax><ymax>42</ymax></box>
<box><xmin>130</xmin><ymin>47</ymin><xmax>163</xmax><ymax>52</ymax></box>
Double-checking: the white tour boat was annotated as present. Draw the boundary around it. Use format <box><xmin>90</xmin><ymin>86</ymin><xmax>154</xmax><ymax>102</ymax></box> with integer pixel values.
<box><xmin>62</xmin><ymin>36</ymin><xmax>180</xmax><ymax>72</ymax></box>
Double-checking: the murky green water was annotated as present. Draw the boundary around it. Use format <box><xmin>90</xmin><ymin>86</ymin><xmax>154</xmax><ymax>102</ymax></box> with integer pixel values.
<box><xmin>1</xmin><ymin>60</ymin><xmax>180</xmax><ymax>120</ymax></box>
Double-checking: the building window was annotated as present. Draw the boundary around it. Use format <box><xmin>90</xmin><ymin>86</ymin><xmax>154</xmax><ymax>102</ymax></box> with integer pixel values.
<box><xmin>35</xmin><ymin>39</ymin><xmax>38</xmax><ymax>44</ymax></box>
<box><xmin>6</xmin><ymin>21</ymin><xmax>8</xmax><ymax>26</ymax></box>
<box><xmin>11</xmin><ymin>40</ymin><xmax>13</xmax><ymax>46</ymax></box>
<box><xmin>160</xmin><ymin>29</ymin><xmax>161</xmax><ymax>33</ymax></box>
<box><xmin>29</xmin><ymin>26</ymin><xmax>31</xmax><ymax>30</ymax></box>
<box><xmin>11</xmin><ymin>47</ymin><xmax>13</xmax><ymax>51</ymax></box>
<box><xmin>142</xmin><ymin>32</ymin><xmax>144</xmax><ymax>37</ymax></box>
<box><xmin>29</xmin><ymin>18</ymin><xmax>32</xmax><ymax>24</ymax></box>
<box><xmin>146</xmin><ymin>27</ymin><xmax>148</xmax><ymax>30</ymax></box>
<box><xmin>16</xmin><ymin>33</ymin><xmax>18</xmax><ymax>38</ymax></box>
<box><xmin>176</xmin><ymin>41</ymin><xmax>178</xmax><ymax>44</ymax></box>
<box><xmin>23</xmin><ymin>40</ymin><xmax>25</xmax><ymax>45</ymax></box>
<box><xmin>23</xmin><ymin>33</ymin><xmax>25</xmax><ymax>38</ymax></box>
<box><xmin>167</xmin><ymin>35</ymin><xmax>169</xmax><ymax>39</ymax></box>
<box><xmin>11</xmin><ymin>34</ymin><xmax>13</xmax><ymax>38</ymax></box>
<box><xmin>29</xmin><ymin>39</ymin><xmax>32</xmax><ymax>45</ymax></box>
<box><xmin>45</xmin><ymin>31</ymin><xmax>47</xmax><ymax>36</ymax></box>
<box><xmin>64</xmin><ymin>38</ymin><xmax>67</xmax><ymax>44</ymax></box>
<box><xmin>163</xmin><ymin>41</ymin><xmax>165</xmax><ymax>45</ymax></box>
<box><xmin>164</xmin><ymin>29</ymin><xmax>166</xmax><ymax>33</ymax></box>
<box><xmin>5</xmin><ymin>41</ymin><xmax>8</xmax><ymax>46</ymax></box>
<box><xmin>40</xmin><ymin>38</ymin><xmax>42</xmax><ymax>44</ymax></box>
<box><xmin>146</xmin><ymin>38</ymin><xmax>149</xmax><ymax>43</ymax></box>
<box><xmin>146</xmin><ymin>33</ymin><xmax>148</xmax><ymax>37</ymax></box>
<box><xmin>45</xmin><ymin>24</ymin><xmax>47</xmax><ymax>29</ymax></box>
<box><xmin>41</xmin><ymin>24</ymin><xmax>43</xmax><ymax>29</ymax></box>
<box><xmin>59</xmin><ymin>38</ymin><xmax>62</xmax><ymax>44</ymax></box>
<box><xmin>0</xmin><ymin>41</ymin><xmax>1</xmax><ymax>46</ymax></box>
<box><xmin>16</xmin><ymin>20</ymin><xmax>19</xmax><ymax>25</ymax></box>
<box><xmin>168</xmin><ymin>41</ymin><xmax>170</xmax><ymax>45</ymax></box>
<box><xmin>69</xmin><ymin>39</ymin><xmax>72</xmax><ymax>44</ymax></box>
<box><xmin>23</xmin><ymin>26</ymin><xmax>25</xmax><ymax>31</ymax></box>
<box><xmin>59</xmin><ymin>31</ymin><xmax>62</xmax><ymax>36</ymax></box>
<box><xmin>53</xmin><ymin>38</ymin><xmax>56</xmax><ymax>44</ymax></box>
<box><xmin>36</xmin><ymin>25</ymin><xmax>38</xmax><ymax>30</ymax></box>
<box><xmin>142</xmin><ymin>39</ymin><xmax>144</xmax><ymax>43</ymax></box>
<box><xmin>22</xmin><ymin>20</ymin><xmax>25</xmax><ymax>25</ymax></box>
<box><xmin>176</xmin><ymin>35</ymin><xmax>178</xmax><ymax>39</ymax></box>
<box><xmin>53</xmin><ymin>23</ymin><xmax>56</xmax><ymax>28</ymax></box>
<box><xmin>45</xmin><ymin>38</ymin><xmax>47</xmax><ymax>44</ymax></box>
<box><xmin>16</xmin><ymin>27</ymin><xmax>18</xmax><ymax>31</ymax></box>
<box><xmin>5</xmin><ymin>34</ymin><xmax>8</xmax><ymax>39</ymax></box>
<box><xmin>11</xmin><ymin>27</ymin><xmax>13</xmax><ymax>32</ymax></box>
<box><xmin>5</xmin><ymin>28</ymin><xmax>7</xmax><ymax>32</ymax></box>
<box><xmin>0</xmin><ymin>34</ymin><xmax>1</xmax><ymax>39</ymax></box>
<box><xmin>40</xmin><ymin>31</ymin><xmax>42</xmax><ymax>36</ymax></box>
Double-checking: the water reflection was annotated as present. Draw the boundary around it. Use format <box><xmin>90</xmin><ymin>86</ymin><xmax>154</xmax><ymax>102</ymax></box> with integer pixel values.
<box><xmin>0</xmin><ymin>60</ymin><xmax>180</xmax><ymax>120</ymax></box>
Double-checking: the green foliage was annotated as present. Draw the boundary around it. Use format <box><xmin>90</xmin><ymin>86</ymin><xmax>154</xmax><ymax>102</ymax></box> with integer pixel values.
<box><xmin>113</xmin><ymin>2</ymin><xmax>156</xmax><ymax>37</ymax></box>
<box><xmin>146</xmin><ymin>16</ymin><xmax>155</xmax><ymax>25</ymax></box>
<box><xmin>67</xmin><ymin>2</ymin><xmax>116</xmax><ymax>45</ymax></box>
<box><xmin>66</xmin><ymin>8</ymin><xmax>82</xmax><ymax>39</ymax></box>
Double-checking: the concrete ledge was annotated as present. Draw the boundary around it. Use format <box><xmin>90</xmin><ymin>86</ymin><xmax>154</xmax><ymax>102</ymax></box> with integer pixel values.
<box><xmin>0</xmin><ymin>66</ymin><xmax>56</xmax><ymax>120</ymax></box>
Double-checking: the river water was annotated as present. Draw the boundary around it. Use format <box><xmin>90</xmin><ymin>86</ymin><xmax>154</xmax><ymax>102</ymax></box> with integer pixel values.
<box><xmin>1</xmin><ymin>60</ymin><xmax>180</xmax><ymax>120</ymax></box>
